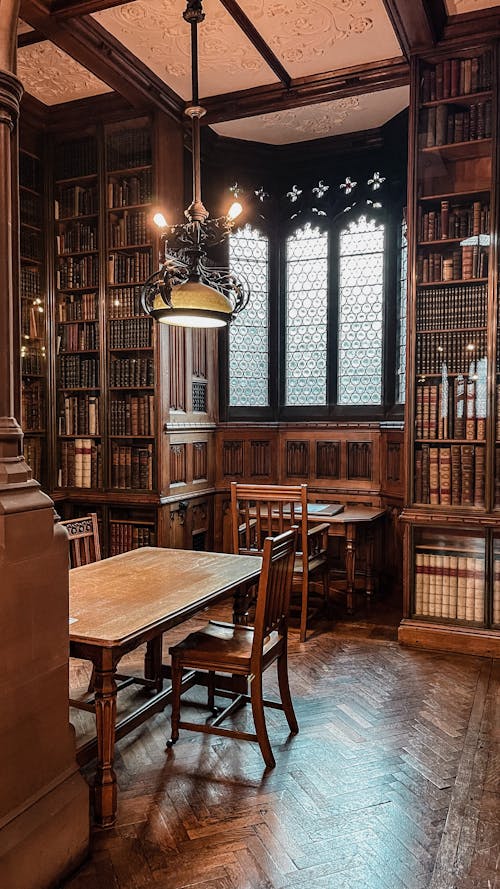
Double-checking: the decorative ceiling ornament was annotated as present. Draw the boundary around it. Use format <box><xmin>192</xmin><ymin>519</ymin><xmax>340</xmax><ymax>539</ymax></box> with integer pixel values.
<box><xmin>254</xmin><ymin>187</ymin><xmax>270</xmax><ymax>202</ymax></box>
<box><xmin>17</xmin><ymin>41</ymin><xmax>112</xmax><ymax>105</ymax></box>
<box><xmin>287</xmin><ymin>185</ymin><xmax>303</xmax><ymax>202</ymax></box>
<box><xmin>141</xmin><ymin>0</ymin><xmax>249</xmax><ymax>329</ymax></box>
<box><xmin>312</xmin><ymin>181</ymin><xmax>329</xmax><ymax>198</ymax></box>
<box><xmin>368</xmin><ymin>171</ymin><xmax>386</xmax><ymax>190</ymax></box>
<box><xmin>340</xmin><ymin>177</ymin><xmax>357</xmax><ymax>195</ymax></box>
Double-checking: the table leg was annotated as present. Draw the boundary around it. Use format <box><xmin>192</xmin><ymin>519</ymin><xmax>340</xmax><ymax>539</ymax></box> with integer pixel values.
<box><xmin>345</xmin><ymin>523</ymin><xmax>357</xmax><ymax>615</ymax></box>
<box><xmin>93</xmin><ymin>660</ymin><xmax>118</xmax><ymax>828</ymax></box>
<box><xmin>144</xmin><ymin>637</ymin><xmax>163</xmax><ymax>692</ymax></box>
<box><xmin>365</xmin><ymin>526</ymin><xmax>375</xmax><ymax>604</ymax></box>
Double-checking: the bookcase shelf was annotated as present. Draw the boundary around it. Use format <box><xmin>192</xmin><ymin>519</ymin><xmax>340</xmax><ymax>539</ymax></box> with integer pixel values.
<box><xmin>400</xmin><ymin>41</ymin><xmax>500</xmax><ymax>656</ymax></box>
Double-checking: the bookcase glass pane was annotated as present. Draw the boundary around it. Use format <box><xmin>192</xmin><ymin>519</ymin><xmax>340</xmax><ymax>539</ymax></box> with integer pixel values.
<box><xmin>396</xmin><ymin>219</ymin><xmax>407</xmax><ymax>403</ymax></box>
<box><xmin>493</xmin><ymin>537</ymin><xmax>500</xmax><ymax>627</ymax></box>
<box><xmin>414</xmin><ymin>528</ymin><xmax>485</xmax><ymax>624</ymax></box>
<box><xmin>229</xmin><ymin>225</ymin><xmax>269</xmax><ymax>407</ymax></box>
<box><xmin>338</xmin><ymin>216</ymin><xmax>384</xmax><ymax>405</ymax></box>
<box><xmin>285</xmin><ymin>223</ymin><xmax>328</xmax><ymax>406</ymax></box>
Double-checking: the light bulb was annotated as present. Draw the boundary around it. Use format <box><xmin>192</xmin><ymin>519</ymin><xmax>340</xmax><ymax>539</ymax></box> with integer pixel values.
<box><xmin>227</xmin><ymin>201</ymin><xmax>243</xmax><ymax>221</ymax></box>
<box><xmin>153</xmin><ymin>212</ymin><xmax>168</xmax><ymax>229</ymax></box>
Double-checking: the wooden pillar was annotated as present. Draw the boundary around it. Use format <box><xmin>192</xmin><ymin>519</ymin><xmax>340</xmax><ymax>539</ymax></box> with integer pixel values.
<box><xmin>0</xmin><ymin>8</ymin><xmax>90</xmax><ymax>887</ymax></box>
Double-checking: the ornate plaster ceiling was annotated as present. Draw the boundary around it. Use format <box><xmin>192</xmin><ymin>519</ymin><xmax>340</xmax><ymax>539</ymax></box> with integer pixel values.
<box><xmin>17</xmin><ymin>20</ymin><xmax>33</xmax><ymax>35</ymax></box>
<box><xmin>445</xmin><ymin>0</ymin><xmax>500</xmax><ymax>12</ymax></box>
<box><xmin>17</xmin><ymin>40</ymin><xmax>112</xmax><ymax>105</ymax></box>
<box><xmin>93</xmin><ymin>0</ymin><xmax>278</xmax><ymax>100</ymax></box>
<box><xmin>236</xmin><ymin>0</ymin><xmax>401</xmax><ymax>78</ymax></box>
<box><xmin>212</xmin><ymin>84</ymin><xmax>409</xmax><ymax>144</ymax></box>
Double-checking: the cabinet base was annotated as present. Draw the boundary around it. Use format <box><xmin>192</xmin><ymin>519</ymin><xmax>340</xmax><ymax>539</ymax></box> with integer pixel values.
<box><xmin>398</xmin><ymin>619</ymin><xmax>500</xmax><ymax>657</ymax></box>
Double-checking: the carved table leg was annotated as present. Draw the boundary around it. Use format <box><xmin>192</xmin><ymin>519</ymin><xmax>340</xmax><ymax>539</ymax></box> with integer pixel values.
<box><xmin>345</xmin><ymin>523</ymin><xmax>357</xmax><ymax>616</ymax></box>
<box><xmin>144</xmin><ymin>636</ymin><xmax>163</xmax><ymax>691</ymax></box>
<box><xmin>365</xmin><ymin>526</ymin><xmax>375</xmax><ymax>605</ymax></box>
<box><xmin>93</xmin><ymin>657</ymin><xmax>118</xmax><ymax>828</ymax></box>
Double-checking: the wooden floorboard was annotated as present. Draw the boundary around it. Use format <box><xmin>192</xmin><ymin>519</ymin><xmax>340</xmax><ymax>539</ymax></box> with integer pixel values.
<box><xmin>61</xmin><ymin>603</ymin><xmax>500</xmax><ymax>889</ymax></box>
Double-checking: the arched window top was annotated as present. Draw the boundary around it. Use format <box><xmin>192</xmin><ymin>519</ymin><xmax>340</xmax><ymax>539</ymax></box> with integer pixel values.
<box><xmin>287</xmin><ymin>221</ymin><xmax>328</xmax><ymax>253</ymax></box>
<box><xmin>340</xmin><ymin>214</ymin><xmax>385</xmax><ymax>253</ymax></box>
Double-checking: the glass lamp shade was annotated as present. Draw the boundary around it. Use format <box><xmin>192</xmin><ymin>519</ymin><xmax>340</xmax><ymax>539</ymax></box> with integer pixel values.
<box><xmin>152</xmin><ymin>279</ymin><xmax>233</xmax><ymax>328</ymax></box>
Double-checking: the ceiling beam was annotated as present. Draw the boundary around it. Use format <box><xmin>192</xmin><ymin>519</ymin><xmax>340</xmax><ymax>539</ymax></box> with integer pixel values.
<box><xmin>201</xmin><ymin>56</ymin><xmax>409</xmax><ymax>126</ymax></box>
<box><xmin>44</xmin><ymin>0</ymin><xmax>134</xmax><ymax>18</ymax></box>
<box><xmin>382</xmin><ymin>0</ymin><xmax>446</xmax><ymax>57</ymax></box>
<box><xmin>19</xmin><ymin>1</ymin><xmax>184</xmax><ymax>120</ymax></box>
<box><xmin>18</xmin><ymin>28</ymin><xmax>45</xmax><ymax>48</ymax></box>
<box><xmin>218</xmin><ymin>0</ymin><xmax>291</xmax><ymax>89</ymax></box>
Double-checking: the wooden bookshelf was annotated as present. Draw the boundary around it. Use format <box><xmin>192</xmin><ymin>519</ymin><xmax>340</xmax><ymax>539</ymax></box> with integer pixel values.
<box><xmin>400</xmin><ymin>43</ymin><xmax>500</xmax><ymax>656</ymax></box>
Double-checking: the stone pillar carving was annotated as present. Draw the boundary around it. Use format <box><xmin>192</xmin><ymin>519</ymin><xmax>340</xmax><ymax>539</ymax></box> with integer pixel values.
<box><xmin>0</xmin><ymin>20</ymin><xmax>89</xmax><ymax>889</ymax></box>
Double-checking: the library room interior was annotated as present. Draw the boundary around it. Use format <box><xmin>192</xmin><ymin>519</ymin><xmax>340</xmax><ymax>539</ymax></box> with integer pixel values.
<box><xmin>1</xmin><ymin>0</ymin><xmax>500</xmax><ymax>887</ymax></box>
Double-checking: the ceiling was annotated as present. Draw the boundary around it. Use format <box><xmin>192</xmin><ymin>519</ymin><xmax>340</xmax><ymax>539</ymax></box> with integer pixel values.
<box><xmin>16</xmin><ymin>0</ymin><xmax>500</xmax><ymax>144</ymax></box>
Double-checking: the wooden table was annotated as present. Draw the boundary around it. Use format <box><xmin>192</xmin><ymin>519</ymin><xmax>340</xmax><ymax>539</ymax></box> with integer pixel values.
<box><xmin>307</xmin><ymin>505</ymin><xmax>386</xmax><ymax>614</ymax></box>
<box><xmin>69</xmin><ymin>546</ymin><xmax>262</xmax><ymax>828</ymax></box>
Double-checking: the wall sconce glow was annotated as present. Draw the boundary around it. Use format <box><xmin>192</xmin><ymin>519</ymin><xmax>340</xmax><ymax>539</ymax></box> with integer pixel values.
<box><xmin>227</xmin><ymin>201</ymin><xmax>243</xmax><ymax>221</ymax></box>
<box><xmin>153</xmin><ymin>212</ymin><xmax>168</xmax><ymax>229</ymax></box>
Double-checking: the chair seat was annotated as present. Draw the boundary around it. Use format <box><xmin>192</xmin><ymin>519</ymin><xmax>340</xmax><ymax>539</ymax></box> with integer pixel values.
<box><xmin>293</xmin><ymin>552</ymin><xmax>327</xmax><ymax>574</ymax></box>
<box><xmin>170</xmin><ymin>622</ymin><xmax>280</xmax><ymax>673</ymax></box>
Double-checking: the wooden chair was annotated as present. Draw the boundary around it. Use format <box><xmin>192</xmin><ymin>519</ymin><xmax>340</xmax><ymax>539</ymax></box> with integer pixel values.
<box><xmin>167</xmin><ymin>528</ymin><xmax>299</xmax><ymax>769</ymax></box>
<box><xmin>60</xmin><ymin>513</ymin><xmax>101</xmax><ymax>567</ymax></box>
<box><xmin>230</xmin><ymin>482</ymin><xmax>329</xmax><ymax>642</ymax></box>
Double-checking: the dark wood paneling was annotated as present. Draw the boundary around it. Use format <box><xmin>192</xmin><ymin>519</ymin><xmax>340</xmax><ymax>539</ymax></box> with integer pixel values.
<box><xmin>316</xmin><ymin>441</ymin><xmax>341</xmax><ymax>480</ymax></box>
<box><xmin>382</xmin><ymin>0</ymin><xmax>446</xmax><ymax>58</ymax></box>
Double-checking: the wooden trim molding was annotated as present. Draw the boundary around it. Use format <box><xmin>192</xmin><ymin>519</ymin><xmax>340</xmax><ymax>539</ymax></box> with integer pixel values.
<box><xmin>382</xmin><ymin>0</ymin><xmax>446</xmax><ymax>58</ymax></box>
<box><xmin>218</xmin><ymin>0</ymin><xmax>291</xmax><ymax>89</ymax></box>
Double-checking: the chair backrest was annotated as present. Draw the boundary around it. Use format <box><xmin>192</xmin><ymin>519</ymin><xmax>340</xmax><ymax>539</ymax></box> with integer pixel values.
<box><xmin>251</xmin><ymin>527</ymin><xmax>298</xmax><ymax>663</ymax></box>
<box><xmin>59</xmin><ymin>513</ymin><xmax>101</xmax><ymax>567</ymax></box>
<box><xmin>231</xmin><ymin>482</ymin><xmax>309</xmax><ymax>560</ymax></box>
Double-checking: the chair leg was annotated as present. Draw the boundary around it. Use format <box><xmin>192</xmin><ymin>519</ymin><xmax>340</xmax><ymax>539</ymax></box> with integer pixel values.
<box><xmin>323</xmin><ymin>564</ymin><xmax>330</xmax><ymax>604</ymax></box>
<box><xmin>277</xmin><ymin>648</ymin><xmax>298</xmax><ymax>735</ymax></box>
<box><xmin>299</xmin><ymin>576</ymin><xmax>308</xmax><ymax>643</ymax></box>
<box><xmin>166</xmin><ymin>655</ymin><xmax>182</xmax><ymax>747</ymax></box>
<box><xmin>207</xmin><ymin>670</ymin><xmax>217</xmax><ymax>712</ymax></box>
<box><xmin>250</xmin><ymin>673</ymin><xmax>275</xmax><ymax>769</ymax></box>
<box><xmin>87</xmin><ymin>666</ymin><xmax>95</xmax><ymax>694</ymax></box>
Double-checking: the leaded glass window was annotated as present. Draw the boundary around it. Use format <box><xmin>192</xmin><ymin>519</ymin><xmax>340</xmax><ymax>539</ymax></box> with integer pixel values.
<box><xmin>228</xmin><ymin>225</ymin><xmax>269</xmax><ymax>406</ymax></box>
<box><xmin>285</xmin><ymin>223</ymin><xmax>328</xmax><ymax>406</ymax></box>
<box><xmin>396</xmin><ymin>218</ymin><xmax>407</xmax><ymax>403</ymax></box>
<box><xmin>338</xmin><ymin>216</ymin><xmax>385</xmax><ymax>405</ymax></box>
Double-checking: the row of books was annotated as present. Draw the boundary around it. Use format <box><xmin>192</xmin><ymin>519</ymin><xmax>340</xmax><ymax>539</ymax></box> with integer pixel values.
<box><xmin>24</xmin><ymin>436</ymin><xmax>42</xmax><ymax>482</ymax></box>
<box><xmin>110</xmin><ymin>394</ymin><xmax>155</xmax><ymax>436</ymax></box>
<box><xmin>418</xmin><ymin>201</ymin><xmax>489</xmax><ymax>242</ymax></box>
<box><xmin>58</xmin><ymin>394</ymin><xmax>99</xmax><ymax>436</ymax></box>
<box><xmin>414</xmin><ymin>551</ymin><xmax>484</xmax><ymax>621</ymax></box>
<box><xmin>416</xmin><ymin>331</ymin><xmax>486</xmax><ymax>374</ymax></box>
<box><xmin>109</xmin><ymin>522</ymin><xmax>156</xmax><ymax>556</ymax></box>
<box><xmin>20</xmin><ymin>152</ymin><xmax>41</xmax><ymax>192</ymax></box>
<box><xmin>55</xmin><ymin>137</ymin><xmax>97</xmax><ymax>180</ymax></box>
<box><xmin>55</xmin><ymin>186</ymin><xmax>97</xmax><ymax>220</ymax></box>
<box><xmin>415</xmin><ymin>443</ymin><xmax>484</xmax><ymax>506</ymax></box>
<box><xmin>21</xmin><ymin>348</ymin><xmax>45</xmax><ymax>376</ymax></box>
<box><xmin>109</xmin><ymin>211</ymin><xmax>149</xmax><ymax>247</ymax></box>
<box><xmin>416</xmin><ymin>376</ymin><xmax>486</xmax><ymax>440</ymax></box>
<box><xmin>56</xmin><ymin>223</ymin><xmax>97</xmax><ymax>254</ymax></box>
<box><xmin>57</xmin><ymin>321</ymin><xmax>99</xmax><ymax>353</ymax></box>
<box><xmin>108</xmin><ymin>250</ymin><xmax>152</xmax><ymax>284</ymax></box>
<box><xmin>106</xmin><ymin>128</ymin><xmax>151</xmax><ymax>172</ymax></box>
<box><xmin>108</xmin><ymin>286</ymin><xmax>144</xmax><ymax>318</ymax></box>
<box><xmin>109</xmin><ymin>356</ymin><xmax>154</xmax><ymax>388</ymax></box>
<box><xmin>58</xmin><ymin>438</ymin><xmax>101</xmax><ymax>488</ymax></box>
<box><xmin>421</xmin><ymin>53</ymin><xmax>492</xmax><ymax>103</ymax></box>
<box><xmin>58</xmin><ymin>355</ymin><xmax>99</xmax><ymax>388</ymax></box>
<box><xmin>58</xmin><ymin>292</ymin><xmax>97</xmax><ymax>322</ymax></box>
<box><xmin>22</xmin><ymin>381</ymin><xmax>45</xmax><ymax>431</ymax></box>
<box><xmin>417</xmin><ymin>246</ymin><xmax>488</xmax><ymax>283</ymax></box>
<box><xmin>108</xmin><ymin>318</ymin><xmax>152</xmax><ymax>349</ymax></box>
<box><xmin>107</xmin><ymin>171</ymin><xmax>152</xmax><ymax>209</ymax></box>
<box><xmin>20</xmin><ymin>191</ymin><xmax>41</xmax><ymax>228</ymax></box>
<box><xmin>111</xmin><ymin>442</ymin><xmax>153</xmax><ymax>490</ymax></box>
<box><xmin>421</xmin><ymin>100</ymin><xmax>492</xmax><ymax>148</ymax></box>
<box><xmin>57</xmin><ymin>255</ymin><xmax>98</xmax><ymax>290</ymax></box>
<box><xmin>21</xmin><ymin>229</ymin><xmax>41</xmax><ymax>262</ymax></box>
<box><xmin>20</xmin><ymin>267</ymin><xmax>41</xmax><ymax>299</ymax></box>
<box><xmin>21</xmin><ymin>299</ymin><xmax>44</xmax><ymax>340</ymax></box>
<box><xmin>416</xmin><ymin>283</ymin><xmax>486</xmax><ymax>330</ymax></box>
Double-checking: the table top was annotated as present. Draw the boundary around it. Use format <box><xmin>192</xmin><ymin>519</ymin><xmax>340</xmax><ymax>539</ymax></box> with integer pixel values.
<box><xmin>308</xmin><ymin>505</ymin><xmax>386</xmax><ymax>525</ymax></box>
<box><xmin>69</xmin><ymin>547</ymin><xmax>262</xmax><ymax>648</ymax></box>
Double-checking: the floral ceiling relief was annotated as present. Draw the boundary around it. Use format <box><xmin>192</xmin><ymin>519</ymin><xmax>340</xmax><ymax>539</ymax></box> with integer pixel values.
<box><xmin>237</xmin><ymin>0</ymin><xmax>401</xmax><ymax>77</ymax></box>
<box><xmin>17</xmin><ymin>41</ymin><xmax>111</xmax><ymax>105</ymax></box>
<box><xmin>93</xmin><ymin>0</ymin><xmax>276</xmax><ymax>100</ymax></box>
<box><xmin>445</xmin><ymin>0</ymin><xmax>500</xmax><ymax>12</ymax></box>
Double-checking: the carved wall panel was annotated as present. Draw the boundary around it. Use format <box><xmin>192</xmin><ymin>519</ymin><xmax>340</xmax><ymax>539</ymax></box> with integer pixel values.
<box><xmin>222</xmin><ymin>440</ymin><xmax>244</xmax><ymax>477</ymax></box>
<box><xmin>193</xmin><ymin>441</ymin><xmax>208</xmax><ymax>480</ymax></box>
<box><xmin>192</xmin><ymin>328</ymin><xmax>207</xmax><ymax>379</ymax></box>
<box><xmin>169</xmin><ymin>327</ymin><xmax>186</xmax><ymax>412</ymax></box>
<box><xmin>316</xmin><ymin>440</ymin><xmax>341</xmax><ymax>478</ymax></box>
<box><xmin>170</xmin><ymin>443</ymin><xmax>186</xmax><ymax>484</ymax></box>
<box><xmin>286</xmin><ymin>440</ymin><xmax>310</xmax><ymax>477</ymax></box>
<box><xmin>387</xmin><ymin>441</ymin><xmax>402</xmax><ymax>482</ymax></box>
<box><xmin>347</xmin><ymin>441</ymin><xmax>373</xmax><ymax>479</ymax></box>
<box><xmin>250</xmin><ymin>439</ymin><xmax>271</xmax><ymax>477</ymax></box>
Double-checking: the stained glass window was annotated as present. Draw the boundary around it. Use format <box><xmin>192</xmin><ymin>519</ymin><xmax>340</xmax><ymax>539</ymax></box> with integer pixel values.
<box><xmin>338</xmin><ymin>216</ymin><xmax>385</xmax><ymax>405</ymax></box>
<box><xmin>228</xmin><ymin>225</ymin><xmax>269</xmax><ymax>406</ymax></box>
<box><xmin>396</xmin><ymin>218</ymin><xmax>408</xmax><ymax>403</ymax></box>
<box><xmin>285</xmin><ymin>223</ymin><xmax>328</xmax><ymax>405</ymax></box>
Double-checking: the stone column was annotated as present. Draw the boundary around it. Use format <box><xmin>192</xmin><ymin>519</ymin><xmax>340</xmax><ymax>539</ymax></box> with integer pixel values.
<box><xmin>0</xmin><ymin>12</ymin><xmax>89</xmax><ymax>889</ymax></box>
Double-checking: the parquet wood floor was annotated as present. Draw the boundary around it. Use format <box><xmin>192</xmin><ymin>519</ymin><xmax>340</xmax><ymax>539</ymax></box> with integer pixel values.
<box><xmin>61</xmin><ymin>603</ymin><xmax>500</xmax><ymax>889</ymax></box>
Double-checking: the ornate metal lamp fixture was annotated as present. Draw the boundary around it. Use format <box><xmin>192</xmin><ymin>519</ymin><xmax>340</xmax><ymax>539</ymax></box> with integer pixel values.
<box><xmin>142</xmin><ymin>0</ymin><xmax>249</xmax><ymax>328</ymax></box>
